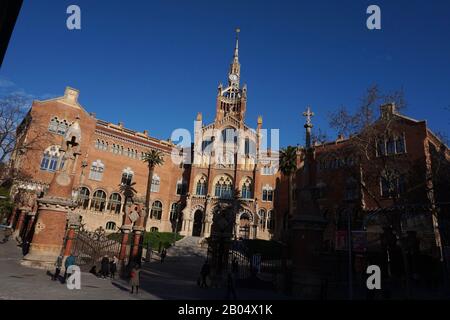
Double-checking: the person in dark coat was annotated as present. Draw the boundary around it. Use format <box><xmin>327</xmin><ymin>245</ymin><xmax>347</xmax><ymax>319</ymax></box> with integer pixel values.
<box><xmin>110</xmin><ymin>256</ymin><xmax>118</xmax><ymax>279</ymax></box>
<box><xmin>53</xmin><ymin>255</ymin><xmax>63</xmax><ymax>281</ymax></box>
<box><xmin>101</xmin><ymin>256</ymin><xmax>110</xmax><ymax>279</ymax></box>
<box><xmin>160</xmin><ymin>248</ymin><xmax>167</xmax><ymax>263</ymax></box>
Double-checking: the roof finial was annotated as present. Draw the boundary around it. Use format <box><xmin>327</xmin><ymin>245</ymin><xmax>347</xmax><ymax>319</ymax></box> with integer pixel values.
<box><xmin>234</xmin><ymin>28</ymin><xmax>240</xmax><ymax>59</ymax></box>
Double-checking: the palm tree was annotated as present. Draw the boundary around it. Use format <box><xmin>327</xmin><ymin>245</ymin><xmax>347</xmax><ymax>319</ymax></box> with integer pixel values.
<box><xmin>142</xmin><ymin>149</ymin><xmax>165</xmax><ymax>220</ymax></box>
<box><xmin>279</xmin><ymin>146</ymin><xmax>298</xmax><ymax>229</ymax></box>
<box><xmin>119</xmin><ymin>181</ymin><xmax>137</xmax><ymax>210</ymax></box>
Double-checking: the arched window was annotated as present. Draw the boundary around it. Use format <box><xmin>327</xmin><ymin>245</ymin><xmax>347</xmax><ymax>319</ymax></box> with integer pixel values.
<box><xmin>40</xmin><ymin>146</ymin><xmax>61</xmax><ymax>172</ymax></box>
<box><xmin>57</xmin><ymin>119</ymin><xmax>69</xmax><ymax>135</ymax></box>
<box><xmin>267</xmin><ymin>210</ymin><xmax>275</xmax><ymax>230</ymax></box>
<box><xmin>107</xmin><ymin>193</ymin><xmax>122</xmax><ymax>214</ymax></box>
<box><xmin>151</xmin><ymin>175</ymin><xmax>160</xmax><ymax>192</ymax></box>
<box><xmin>48</xmin><ymin>117</ymin><xmax>59</xmax><ymax>133</ymax></box>
<box><xmin>121</xmin><ymin>168</ymin><xmax>133</xmax><ymax>186</ymax></box>
<box><xmin>241</xmin><ymin>177</ymin><xmax>252</xmax><ymax>199</ymax></box>
<box><xmin>262</xmin><ymin>185</ymin><xmax>274</xmax><ymax>202</ymax></box>
<box><xmin>258</xmin><ymin>209</ymin><xmax>266</xmax><ymax>229</ymax></box>
<box><xmin>78</xmin><ymin>187</ymin><xmax>90</xmax><ymax>209</ymax></box>
<box><xmin>214</xmin><ymin>176</ymin><xmax>233</xmax><ymax>199</ymax></box>
<box><xmin>89</xmin><ymin>160</ymin><xmax>104</xmax><ymax>181</ymax></box>
<box><xmin>151</xmin><ymin>200</ymin><xmax>163</xmax><ymax>220</ymax></box>
<box><xmin>170</xmin><ymin>203</ymin><xmax>178</xmax><ymax>221</ymax></box>
<box><xmin>90</xmin><ymin>190</ymin><xmax>107</xmax><ymax>212</ymax></box>
<box><xmin>106</xmin><ymin>221</ymin><xmax>116</xmax><ymax>230</ymax></box>
<box><xmin>195</xmin><ymin>176</ymin><xmax>207</xmax><ymax>196</ymax></box>
<box><xmin>150</xmin><ymin>227</ymin><xmax>159</xmax><ymax>233</ymax></box>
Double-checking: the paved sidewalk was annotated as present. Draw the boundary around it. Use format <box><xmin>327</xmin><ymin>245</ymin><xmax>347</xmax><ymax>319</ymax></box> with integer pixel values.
<box><xmin>0</xmin><ymin>231</ymin><xmax>289</xmax><ymax>300</ymax></box>
<box><xmin>0</xmin><ymin>232</ymin><xmax>156</xmax><ymax>300</ymax></box>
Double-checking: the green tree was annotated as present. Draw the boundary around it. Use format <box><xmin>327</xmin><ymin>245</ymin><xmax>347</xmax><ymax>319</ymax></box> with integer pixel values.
<box><xmin>142</xmin><ymin>149</ymin><xmax>164</xmax><ymax>221</ymax></box>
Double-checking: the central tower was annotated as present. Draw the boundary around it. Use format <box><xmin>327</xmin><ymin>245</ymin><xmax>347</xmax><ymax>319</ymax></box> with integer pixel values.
<box><xmin>215</xmin><ymin>28</ymin><xmax>247</xmax><ymax>125</ymax></box>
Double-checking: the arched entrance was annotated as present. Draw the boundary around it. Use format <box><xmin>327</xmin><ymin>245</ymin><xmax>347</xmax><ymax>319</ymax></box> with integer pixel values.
<box><xmin>192</xmin><ymin>210</ymin><xmax>203</xmax><ymax>237</ymax></box>
<box><xmin>239</xmin><ymin>212</ymin><xmax>251</xmax><ymax>239</ymax></box>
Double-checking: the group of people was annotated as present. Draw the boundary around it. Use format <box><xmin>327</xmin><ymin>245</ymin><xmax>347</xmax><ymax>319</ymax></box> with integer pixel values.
<box><xmin>198</xmin><ymin>258</ymin><xmax>239</xmax><ymax>300</ymax></box>
<box><xmin>89</xmin><ymin>255</ymin><xmax>118</xmax><ymax>279</ymax></box>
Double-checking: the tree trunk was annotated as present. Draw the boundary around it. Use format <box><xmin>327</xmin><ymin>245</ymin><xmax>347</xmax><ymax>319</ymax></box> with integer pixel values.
<box><xmin>145</xmin><ymin>166</ymin><xmax>154</xmax><ymax>220</ymax></box>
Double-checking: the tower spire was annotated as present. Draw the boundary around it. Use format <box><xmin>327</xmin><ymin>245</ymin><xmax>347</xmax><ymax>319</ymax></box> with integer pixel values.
<box><xmin>234</xmin><ymin>28</ymin><xmax>240</xmax><ymax>61</ymax></box>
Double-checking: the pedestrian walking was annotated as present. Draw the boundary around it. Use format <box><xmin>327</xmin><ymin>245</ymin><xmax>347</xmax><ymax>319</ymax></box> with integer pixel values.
<box><xmin>130</xmin><ymin>265</ymin><xmax>141</xmax><ymax>294</ymax></box>
<box><xmin>64</xmin><ymin>254</ymin><xmax>76</xmax><ymax>283</ymax></box>
<box><xmin>160</xmin><ymin>248</ymin><xmax>167</xmax><ymax>263</ymax></box>
<box><xmin>199</xmin><ymin>260</ymin><xmax>210</xmax><ymax>288</ymax></box>
<box><xmin>110</xmin><ymin>256</ymin><xmax>118</xmax><ymax>279</ymax></box>
<box><xmin>53</xmin><ymin>255</ymin><xmax>63</xmax><ymax>281</ymax></box>
<box><xmin>101</xmin><ymin>255</ymin><xmax>110</xmax><ymax>279</ymax></box>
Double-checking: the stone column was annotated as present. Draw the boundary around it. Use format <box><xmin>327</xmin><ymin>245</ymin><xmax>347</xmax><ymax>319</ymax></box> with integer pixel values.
<box><xmin>23</xmin><ymin>198</ymin><xmax>75</xmax><ymax>269</ymax></box>
<box><xmin>14</xmin><ymin>209</ymin><xmax>26</xmax><ymax>236</ymax></box>
<box><xmin>131</xmin><ymin>227</ymin><xmax>144</xmax><ymax>262</ymax></box>
<box><xmin>22</xmin><ymin>117</ymin><xmax>82</xmax><ymax>270</ymax></box>
<box><xmin>23</xmin><ymin>212</ymin><xmax>36</xmax><ymax>242</ymax></box>
<box><xmin>63</xmin><ymin>220</ymin><xmax>80</xmax><ymax>257</ymax></box>
<box><xmin>119</xmin><ymin>225</ymin><xmax>132</xmax><ymax>260</ymax></box>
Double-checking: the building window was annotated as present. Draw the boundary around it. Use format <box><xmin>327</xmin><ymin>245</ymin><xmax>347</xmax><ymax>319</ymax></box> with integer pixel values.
<box><xmin>151</xmin><ymin>200</ymin><xmax>163</xmax><ymax>220</ymax></box>
<box><xmin>90</xmin><ymin>190</ymin><xmax>107</xmax><ymax>212</ymax></box>
<box><xmin>380</xmin><ymin>171</ymin><xmax>406</xmax><ymax>198</ymax></box>
<box><xmin>151</xmin><ymin>175</ymin><xmax>160</xmax><ymax>192</ymax></box>
<box><xmin>107</xmin><ymin>193</ymin><xmax>122</xmax><ymax>214</ymax></box>
<box><xmin>48</xmin><ymin>117</ymin><xmax>59</xmax><ymax>133</ymax></box>
<box><xmin>121</xmin><ymin>168</ymin><xmax>134</xmax><ymax>186</ymax></box>
<box><xmin>267</xmin><ymin>210</ymin><xmax>275</xmax><ymax>230</ymax></box>
<box><xmin>170</xmin><ymin>203</ymin><xmax>178</xmax><ymax>221</ymax></box>
<box><xmin>40</xmin><ymin>146</ymin><xmax>61</xmax><ymax>172</ymax></box>
<box><xmin>196</xmin><ymin>176</ymin><xmax>207</xmax><ymax>196</ymax></box>
<box><xmin>345</xmin><ymin>178</ymin><xmax>359</xmax><ymax>200</ymax></box>
<box><xmin>244</xmin><ymin>138</ymin><xmax>250</xmax><ymax>156</ymax></box>
<box><xmin>262</xmin><ymin>165</ymin><xmax>275</xmax><ymax>175</ymax></box>
<box><xmin>150</xmin><ymin>227</ymin><xmax>159</xmax><ymax>233</ymax></box>
<box><xmin>106</xmin><ymin>222</ymin><xmax>116</xmax><ymax>231</ymax></box>
<box><xmin>57</xmin><ymin>120</ymin><xmax>69</xmax><ymax>135</ymax></box>
<box><xmin>241</xmin><ymin>177</ymin><xmax>252</xmax><ymax>199</ymax></box>
<box><xmin>77</xmin><ymin>187</ymin><xmax>90</xmax><ymax>209</ymax></box>
<box><xmin>377</xmin><ymin>134</ymin><xmax>407</xmax><ymax>156</ymax></box>
<box><xmin>88</xmin><ymin>160</ymin><xmax>104</xmax><ymax>181</ymax></box>
<box><xmin>262</xmin><ymin>185</ymin><xmax>274</xmax><ymax>202</ymax></box>
<box><xmin>176</xmin><ymin>179</ymin><xmax>187</xmax><ymax>195</ymax></box>
<box><xmin>258</xmin><ymin>209</ymin><xmax>266</xmax><ymax>230</ymax></box>
<box><xmin>214</xmin><ymin>176</ymin><xmax>233</xmax><ymax>199</ymax></box>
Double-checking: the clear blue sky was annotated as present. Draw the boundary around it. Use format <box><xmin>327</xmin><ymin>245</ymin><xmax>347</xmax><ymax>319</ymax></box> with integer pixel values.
<box><xmin>1</xmin><ymin>0</ymin><xmax>449</xmax><ymax>147</ymax></box>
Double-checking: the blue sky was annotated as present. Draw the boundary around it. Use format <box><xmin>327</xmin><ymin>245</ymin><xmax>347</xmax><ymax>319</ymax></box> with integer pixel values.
<box><xmin>1</xmin><ymin>0</ymin><xmax>449</xmax><ymax>147</ymax></box>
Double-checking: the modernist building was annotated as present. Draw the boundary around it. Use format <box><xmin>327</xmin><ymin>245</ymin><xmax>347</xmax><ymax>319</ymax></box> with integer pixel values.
<box><xmin>8</xmin><ymin>31</ymin><xmax>279</xmax><ymax>241</ymax></box>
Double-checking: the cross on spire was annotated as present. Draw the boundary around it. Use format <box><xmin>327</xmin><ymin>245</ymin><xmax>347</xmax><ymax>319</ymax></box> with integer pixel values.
<box><xmin>303</xmin><ymin>106</ymin><xmax>314</xmax><ymax>128</ymax></box>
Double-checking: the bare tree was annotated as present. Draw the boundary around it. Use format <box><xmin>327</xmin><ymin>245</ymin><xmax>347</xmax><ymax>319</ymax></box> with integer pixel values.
<box><xmin>0</xmin><ymin>94</ymin><xmax>51</xmax><ymax>186</ymax></box>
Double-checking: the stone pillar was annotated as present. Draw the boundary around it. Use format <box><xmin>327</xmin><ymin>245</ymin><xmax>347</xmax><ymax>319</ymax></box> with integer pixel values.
<box><xmin>22</xmin><ymin>117</ymin><xmax>82</xmax><ymax>270</ymax></box>
<box><xmin>23</xmin><ymin>199</ymin><xmax>75</xmax><ymax>269</ymax></box>
<box><xmin>7</xmin><ymin>207</ymin><xmax>18</xmax><ymax>226</ymax></box>
<box><xmin>63</xmin><ymin>222</ymin><xmax>79</xmax><ymax>257</ymax></box>
<box><xmin>119</xmin><ymin>225</ymin><xmax>132</xmax><ymax>260</ymax></box>
<box><xmin>14</xmin><ymin>209</ymin><xmax>26</xmax><ymax>236</ymax></box>
<box><xmin>131</xmin><ymin>227</ymin><xmax>144</xmax><ymax>262</ymax></box>
<box><xmin>24</xmin><ymin>212</ymin><xmax>36</xmax><ymax>242</ymax></box>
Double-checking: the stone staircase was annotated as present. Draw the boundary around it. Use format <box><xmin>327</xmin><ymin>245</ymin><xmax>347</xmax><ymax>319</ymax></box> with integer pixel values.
<box><xmin>167</xmin><ymin>236</ymin><xmax>208</xmax><ymax>259</ymax></box>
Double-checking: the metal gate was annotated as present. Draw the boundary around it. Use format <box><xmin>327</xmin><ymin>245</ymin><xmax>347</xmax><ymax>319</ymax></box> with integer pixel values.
<box><xmin>69</xmin><ymin>227</ymin><xmax>121</xmax><ymax>272</ymax></box>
